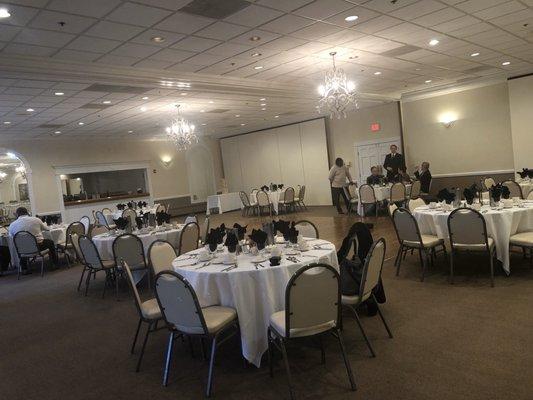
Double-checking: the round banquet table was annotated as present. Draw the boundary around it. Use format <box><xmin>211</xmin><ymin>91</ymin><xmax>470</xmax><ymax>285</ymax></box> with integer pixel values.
<box><xmin>92</xmin><ymin>225</ymin><xmax>184</xmax><ymax>261</ymax></box>
<box><xmin>105</xmin><ymin>206</ymin><xmax>159</xmax><ymax>226</ymax></box>
<box><xmin>43</xmin><ymin>224</ymin><xmax>67</xmax><ymax>245</ymax></box>
<box><xmin>171</xmin><ymin>238</ymin><xmax>338</xmax><ymax>367</ymax></box>
<box><xmin>413</xmin><ymin>202</ymin><xmax>533</xmax><ymax>274</ymax></box>
<box><xmin>249</xmin><ymin>189</ymin><xmax>285</xmax><ymax>214</ymax></box>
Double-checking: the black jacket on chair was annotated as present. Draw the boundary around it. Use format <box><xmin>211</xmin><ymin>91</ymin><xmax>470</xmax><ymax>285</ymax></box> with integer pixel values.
<box><xmin>383</xmin><ymin>153</ymin><xmax>405</xmax><ymax>181</ymax></box>
<box><xmin>414</xmin><ymin>170</ymin><xmax>432</xmax><ymax>193</ymax></box>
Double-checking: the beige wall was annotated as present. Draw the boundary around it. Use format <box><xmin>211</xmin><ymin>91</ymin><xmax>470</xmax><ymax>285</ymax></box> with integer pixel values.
<box><xmin>401</xmin><ymin>83</ymin><xmax>514</xmax><ymax>176</ymax></box>
<box><xmin>508</xmin><ymin>75</ymin><xmax>533</xmax><ymax>171</ymax></box>
<box><xmin>0</xmin><ymin>136</ymin><xmax>222</xmax><ymax>214</ymax></box>
<box><xmin>326</xmin><ymin>102</ymin><xmax>401</xmax><ymax>181</ymax></box>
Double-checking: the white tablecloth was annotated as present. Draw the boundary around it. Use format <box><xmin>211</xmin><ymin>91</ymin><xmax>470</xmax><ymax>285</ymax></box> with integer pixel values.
<box><xmin>413</xmin><ymin>204</ymin><xmax>533</xmax><ymax>274</ymax></box>
<box><xmin>358</xmin><ymin>184</ymin><xmax>411</xmax><ymax>215</ymax></box>
<box><xmin>206</xmin><ymin>193</ymin><xmax>242</xmax><ymax>215</ymax></box>
<box><xmin>171</xmin><ymin>238</ymin><xmax>338</xmax><ymax>367</ymax></box>
<box><xmin>249</xmin><ymin>190</ymin><xmax>284</xmax><ymax>214</ymax></box>
<box><xmin>105</xmin><ymin>206</ymin><xmax>158</xmax><ymax>226</ymax></box>
<box><xmin>92</xmin><ymin>225</ymin><xmax>184</xmax><ymax>261</ymax></box>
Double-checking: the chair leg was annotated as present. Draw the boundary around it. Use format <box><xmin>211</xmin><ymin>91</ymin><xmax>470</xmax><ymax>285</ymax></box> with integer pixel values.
<box><xmin>77</xmin><ymin>266</ymin><xmax>87</xmax><ymax>291</ymax></box>
<box><xmin>135</xmin><ymin>322</ymin><xmax>152</xmax><ymax>372</ymax></box>
<box><xmin>318</xmin><ymin>334</ymin><xmax>326</xmax><ymax>365</ymax></box>
<box><xmin>418</xmin><ymin>249</ymin><xmax>427</xmax><ymax>282</ymax></box>
<box><xmin>334</xmin><ymin>328</ymin><xmax>357</xmax><ymax>391</ymax></box>
<box><xmin>162</xmin><ymin>332</ymin><xmax>174</xmax><ymax>387</ymax></box>
<box><xmin>395</xmin><ymin>245</ymin><xmax>403</xmax><ymax>275</ymax></box>
<box><xmin>84</xmin><ymin>267</ymin><xmax>92</xmax><ymax>296</ymax></box>
<box><xmin>350</xmin><ymin>307</ymin><xmax>376</xmax><ymax>357</ymax></box>
<box><xmin>206</xmin><ymin>336</ymin><xmax>218</xmax><ymax>397</ymax></box>
<box><xmin>372</xmin><ymin>295</ymin><xmax>393</xmax><ymax>338</ymax></box>
<box><xmin>279</xmin><ymin>337</ymin><xmax>294</xmax><ymax>400</ymax></box>
<box><xmin>131</xmin><ymin>318</ymin><xmax>142</xmax><ymax>354</ymax></box>
<box><xmin>450</xmin><ymin>249</ymin><xmax>455</xmax><ymax>284</ymax></box>
<box><xmin>267</xmin><ymin>327</ymin><xmax>274</xmax><ymax>378</ymax></box>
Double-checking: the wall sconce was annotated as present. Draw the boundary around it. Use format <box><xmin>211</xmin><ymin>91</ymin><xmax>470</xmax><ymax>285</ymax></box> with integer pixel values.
<box><xmin>439</xmin><ymin>112</ymin><xmax>457</xmax><ymax>128</ymax></box>
<box><xmin>161</xmin><ymin>155</ymin><xmax>172</xmax><ymax>167</ymax></box>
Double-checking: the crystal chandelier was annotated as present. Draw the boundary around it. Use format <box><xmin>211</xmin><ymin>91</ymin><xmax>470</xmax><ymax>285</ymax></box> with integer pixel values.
<box><xmin>317</xmin><ymin>52</ymin><xmax>358</xmax><ymax>119</ymax></box>
<box><xmin>15</xmin><ymin>165</ymin><xmax>26</xmax><ymax>179</ymax></box>
<box><xmin>165</xmin><ymin>105</ymin><xmax>198</xmax><ymax>151</ymax></box>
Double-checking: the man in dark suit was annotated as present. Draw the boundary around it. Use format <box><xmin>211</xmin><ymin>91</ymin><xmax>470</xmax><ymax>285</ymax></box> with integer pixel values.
<box><xmin>414</xmin><ymin>161</ymin><xmax>432</xmax><ymax>193</ymax></box>
<box><xmin>383</xmin><ymin>144</ymin><xmax>405</xmax><ymax>182</ymax></box>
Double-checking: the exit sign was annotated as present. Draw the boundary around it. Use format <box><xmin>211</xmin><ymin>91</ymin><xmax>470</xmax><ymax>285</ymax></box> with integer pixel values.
<box><xmin>371</xmin><ymin>123</ymin><xmax>381</xmax><ymax>132</ymax></box>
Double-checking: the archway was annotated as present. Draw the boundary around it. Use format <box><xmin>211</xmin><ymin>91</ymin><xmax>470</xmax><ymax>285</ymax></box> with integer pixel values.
<box><xmin>0</xmin><ymin>148</ymin><xmax>35</xmax><ymax>220</ymax></box>
<box><xmin>186</xmin><ymin>144</ymin><xmax>216</xmax><ymax>203</ymax></box>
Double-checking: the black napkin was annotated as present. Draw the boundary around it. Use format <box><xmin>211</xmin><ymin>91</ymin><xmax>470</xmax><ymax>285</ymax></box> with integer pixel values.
<box><xmin>463</xmin><ymin>184</ymin><xmax>479</xmax><ymax>205</ymax></box>
<box><xmin>37</xmin><ymin>215</ymin><xmax>45</xmax><ymax>222</ymax></box>
<box><xmin>113</xmin><ymin>217</ymin><xmax>129</xmax><ymax>230</ymax></box>
<box><xmin>490</xmin><ymin>184</ymin><xmax>503</xmax><ymax>202</ymax></box>
<box><xmin>249</xmin><ymin>229</ymin><xmax>268</xmax><ymax>250</ymax></box>
<box><xmin>156</xmin><ymin>211</ymin><xmax>171</xmax><ymax>225</ymax></box>
<box><xmin>278</xmin><ymin>183</ymin><xmax>284</xmax><ymax>189</ymax></box>
<box><xmin>272</xmin><ymin>183</ymin><xmax>278</xmax><ymax>191</ymax></box>
<box><xmin>135</xmin><ymin>217</ymin><xmax>144</xmax><ymax>230</ymax></box>
<box><xmin>117</xmin><ymin>203</ymin><xmax>126</xmax><ymax>211</ymax></box>
<box><xmin>518</xmin><ymin>168</ymin><xmax>529</xmax><ymax>179</ymax></box>
<box><xmin>127</xmin><ymin>201</ymin><xmax>133</xmax><ymax>209</ymax></box>
<box><xmin>206</xmin><ymin>228</ymin><xmax>221</xmax><ymax>252</ymax></box>
<box><xmin>288</xmin><ymin>222</ymin><xmax>299</xmax><ymax>244</ymax></box>
<box><xmin>273</xmin><ymin>219</ymin><xmax>290</xmax><ymax>238</ymax></box>
<box><xmin>233</xmin><ymin>223</ymin><xmax>247</xmax><ymax>241</ymax></box>
<box><xmin>137</xmin><ymin>201</ymin><xmax>143</xmax><ymax>208</ymax></box>
<box><xmin>529</xmin><ymin>170</ymin><xmax>533</xmax><ymax>179</ymax></box>
<box><xmin>225</xmin><ymin>231</ymin><xmax>239</xmax><ymax>253</ymax></box>
<box><xmin>261</xmin><ymin>185</ymin><xmax>269</xmax><ymax>192</ymax></box>
<box><xmin>437</xmin><ymin>188</ymin><xmax>455</xmax><ymax>204</ymax></box>
<box><xmin>501</xmin><ymin>185</ymin><xmax>511</xmax><ymax>199</ymax></box>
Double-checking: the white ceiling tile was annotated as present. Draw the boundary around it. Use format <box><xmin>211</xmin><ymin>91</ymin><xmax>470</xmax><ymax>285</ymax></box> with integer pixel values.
<box><xmin>66</xmin><ymin>36</ymin><xmax>121</xmax><ymax>53</ymax></box>
<box><xmin>106</xmin><ymin>2</ymin><xmax>172</xmax><ymax>27</ymax></box>
<box><xmin>53</xmin><ymin>49</ymin><xmax>102</xmax><ymax>62</ymax></box>
<box><xmin>131</xmin><ymin>0</ymin><xmax>190</xmax><ymax>10</ymax></box>
<box><xmin>0</xmin><ymin>24</ymin><xmax>21</xmax><ymax>41</ymax></box>
<box><xmin>319</xmin><ymin>29</ymin><xmax>366</xmax><ymax>45</ymax></box>
<box><xmin>154</xmin><ymin>12</ymin><xmax>214</xmax><ymax>34</ymax></box>
<box><xmin>29</xmin><ymin>10</ymin><xmax>97</xmax><ymax>34</ymax></box>
<box><xmin>13</xmin><ymin>28</ymin><xmax>75</xmax><ymax>47</ymax></box>
<box><xmin>474</xmin><ymin>1</ymin><xmax>527</xmax><ymax>19</ymax></box>
<box><xmin>207</xmin><ymin>42</ymin><xmax>253</xmax><ymax>57</ymax></box>
<box><xmin>85</xmin><ymin>21</ymin><xmax>145</xmax><ymax>41</ymax></box>
<box><xmin>181</xmin><ymin>52</ymin><xmax>227</xmax><ymax>67</ymax></box>
<box><xmin>110</xmin><ymin>43</ymin><xmax>161</xmax><ymax>58</ymax></box>
<box><xmin>432</xmin><ymin>15</ymin><xmax>480</xmax><ymax>33</ymax></box>
<box><xmin>363</xmin><ymin>0</ymin><xmax>419</xmax><ymax>13</ymax></box>
<box><xmin>448</xmin><ymin>22</ymin><xmax>493</xmax><ymax>37</ymax></box>
<box><xmin>171</xmin><ymin>36</ymin><xmax>221</xmax><ymax>52</ymax></box>
<box><xmin>353</xmin><ymin>15</ymin><xmax>403</xmax><ymax>34</ymax></box>
<box><xmin>229</xmin><ymin>29</ymin><xmax>281</xmax><ymax>45</ymax></box>
<box><xmin>134</xmin><ymin>59</ymin><xmax>174</xmax><ymax>69</ymax></box>
<box><xmin>455</xmin><ymin>0</ymin><xmax>511</xmax><ymax>13</ymax></box>
<box><xmin>293</xmin><ymin>0</ymin><xmax>354</xmax><ymax>20</ymax></box>
<box><xmin>47</xmin><ymin>0</ymin><xmax>122</xmax><ymax>18</ymax></box>
<box><xmin>224</xmin><ymin>4</ymin><xmax>283</xmax><ymax>27</ymax></box>
<box><xmin>291</xmin><ymin>22</ymin><xmax>343</xmax><ymax>40</ymax></box>
<box><xmin>324</xmin><ymin>6</ymin><xmax>381</xmax><ymax>27</ymax></box>
<box><xmin>411</xmin><ymin>7</ymin><xmax>466</xmax><ymax>27</ymax></box>
<box><xmin>149</xmin><ymin>48</ymin><xmax>196</xmax><ymax>62</ymax></box>
<box><xmin>259</xmin><ymin>14</ymin><xmax>314</xmax><ymax>34</ymax></box>
<box><xmin>256</xmin><ymin>0</ymin><xmax>314</xmax><ymax>12</ymax></box>
<box><xmin>194</xmin><ymin>22</ymin><xmax>250</xmax><ymax>40</ymax></box>
<box><xmin>390</xmin><ymin>0</ymin><xmax>447</xmax><ymax>20</ymax></box>
<box><xmin>96</xmin><ymin>54</ymin><xmax>140</xmax><ymax>66</ymax></box>
<box><xmin>129</xmin><ymin>29</ymin><xmax>186</xmax><ymax>47</ymax></box>
<box><xmin>2</xmin><ymin>43</ymin><xmax>56</xmax><ymax>56</ymax></box>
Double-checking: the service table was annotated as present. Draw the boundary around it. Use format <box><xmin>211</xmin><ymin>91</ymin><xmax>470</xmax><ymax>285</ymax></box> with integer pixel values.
<box><xmin>171</xmin><ymin>238</ymin><xmax>338</xmax><ymax>367</ymax></box>
<box><xmin>206</xmin><ymin>192</ymin><xmax>243</xmax><ymax>215</ymax></box>
<box><xmin>413</xmin><ymin>202</ymin><xmax>533</xmax><ymax>274</ymax></box>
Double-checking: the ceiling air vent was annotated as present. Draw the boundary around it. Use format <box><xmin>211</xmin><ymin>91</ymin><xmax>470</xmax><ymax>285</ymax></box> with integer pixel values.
<box><xmin>179</xmin><ymin>0</ymin><xmax>250</xmax><ymax>19</ymax></box>
<box><xmin>381</xmin><ymin>45</ymin><xmax>420</xmax><ymax>57</ymax></box>
<box><xmin>84</xmin><ymin>84</ymin><xmax>150</xmax><ymax>94</ymax></box>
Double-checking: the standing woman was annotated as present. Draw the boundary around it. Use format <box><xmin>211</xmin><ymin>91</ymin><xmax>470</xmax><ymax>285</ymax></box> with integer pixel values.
<box><xmin>329</xmin><ymin>157</ymin><xmax>353</xmax><ymax>214</ymax></box>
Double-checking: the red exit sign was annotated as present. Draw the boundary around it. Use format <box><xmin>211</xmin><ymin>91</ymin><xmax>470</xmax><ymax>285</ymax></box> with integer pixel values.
<box><xmin>371</xmin><ymin>123</ymin><xmax>380</xmax><ymax>132</ymax></box>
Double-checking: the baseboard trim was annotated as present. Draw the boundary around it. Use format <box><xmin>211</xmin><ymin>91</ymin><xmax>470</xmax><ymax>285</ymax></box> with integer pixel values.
<box><xmin>432</xmin><ymin>169</ymin><xmax>514</xmax><ymax>178</ymax></box>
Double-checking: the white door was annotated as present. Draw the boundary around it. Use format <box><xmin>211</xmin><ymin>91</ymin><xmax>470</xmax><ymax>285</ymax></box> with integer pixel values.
<box><xmin>355</xmin><ymin>138</ymin><xmax>402</xmax><ymax>184</ymax></box>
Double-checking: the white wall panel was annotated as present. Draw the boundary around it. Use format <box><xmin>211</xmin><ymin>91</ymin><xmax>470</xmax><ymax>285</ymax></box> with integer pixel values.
<box><xmin>276</xmin><ymin>125</ymin><xmax>305</xmax><ymax>189</ymax></box>
<box><xmin>221</xmin><ymin>137</ymin><xmax>243</xmax><ymax>193</ymax></box>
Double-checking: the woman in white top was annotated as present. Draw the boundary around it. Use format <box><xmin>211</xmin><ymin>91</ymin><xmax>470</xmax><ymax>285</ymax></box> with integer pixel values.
<box><xmin>329</xmin><ymin>158</ymin><xmax>353</xmax><ymax>214</ymax></box>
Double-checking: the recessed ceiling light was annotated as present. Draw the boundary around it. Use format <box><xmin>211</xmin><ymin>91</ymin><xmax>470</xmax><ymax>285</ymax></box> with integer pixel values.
<box><xmin>235</xmin><ymin>114</ymin><xmax>240</xmax><ymax>117</ymax></box>
<box><xmin>260</xmin><ymin>103</ymin><xmax>266</xmax><ymax>106</ymax></box>
<box><xmin>201</xmin><ymin>123</ymin><xmax>207</xmax><ymax>126</ymax></box>
<box><xmin>261</xmin><ymin>108</ymin><xmax>266</xmax><ymax>110</ymax></box>
<box><xmin>251</xmin><ymin>52</ymin><xmax>261</xmax><ymax>57</ymax></box>
<box><xmin>429</xmin><ymin>39</ymin><xmax>439</xmax><ymax>46</ymax></box>
<box><xmin>374</xmin><ymin>71</ymin><xmax>382</xmax><ymax>75</ymax></box>
<box><xmin>142</xmin><ymin>96</ymin><xmax>149</xmax><ymax>100</ymax></box>
<box><xmin>102</xmin><ymin>100</ymin><xmax>111</xmax><ymax>104</ymax></box>
<box><xmin>345</xmin><ymin>15</ymin><xmax>358</xmax><ymax>22</ymax></box>
<box><xmin>78</xmin><ymin>122</ymin><xmax>84</xmax><ymax>125</ymax></box>
<box><xmin>26</xmin><ymin>108</ymin><xmax>34</xmax><ymax>112</ymax></box>
<box><xmin>200</xmin><ymin>109</ymin><xmax>205</xmax><ymax>113</ymax></box>
<box><xmin>54</xmin><ymin>130</ymin><xmax>61</xmax><ymax>134</ymax></box>
<box><xmin>54</xmin><ymin>92</ymin><xmax>64</xmax><ymax>96</ymax></box>
<box><xmin>140</xmin><ymin>107</ymin><xmax>147</xmax><ymax>112</ymax></box>
<box><xmin>415</xmin><ymin>68</ymin><xmax>421</xmax><ymax>71</ymax></box>
<box><xmin>180</xmin><ymin>92</ymin><xmax>187</xmax><ymax>96</ymax></box>
<box><xmin>240</xmin><ymin>123</ymin><xmax>246</xmax><ymax>126</ymax></box>
<box><xmin>502</xmin><ymin>61</ymin><xmax>511</xmax><ymax>66</ymax></box>
<box><xmin>0</xmin><ymin>8</ymin><xmax>11</xmax><ymax>18</ymax></box>
<box><xmin>3</xmin><ymin>121</ymin><xmax>11</xmax><ymax>125</ymax></box>
<box><xmin>470</xmin><ymin>52</ymin><xmax>480</xmax><ymax>57</ymax></box>
<box><xmin>425</xmin><ymin>80</ymin><xmax>432</xmax><ymax>83</ymax></box>
<box><xmin>274</xmin><ymin>115</ymin><xmax>279</xmax><ymax>118</ymax></box>
<box><xmin>250</xmin><ymin>36</ymin><xmax>261</xmax><ymax>41</ymax></box>
<box><xmin>128</xmin><ymin>130</ymin><xmax>133</xmax><ymax>134</ymax></box>
<box><xmin>254</xmin><ymin>65</ymin><xmax>263</xmax><ymax>70</ymax></box>
<box><xmin>151</xmin><ymin>36</ymin><xmax>165</xmax><ymax>43</ymax></box>
<box><xmin>208</xmin><ymin>100</ymin><xmax>214</xmax><ymax>104</ymax></box>
<box><xmin>260</xmin><ymin>98</ymin><xmax>266</xmax><ymax>101</ymax></box>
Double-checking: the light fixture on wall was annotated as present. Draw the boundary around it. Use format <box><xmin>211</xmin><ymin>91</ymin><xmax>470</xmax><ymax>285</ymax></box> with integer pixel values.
<box><xmin>317</xmin><ymin>52</ymin><xmax>357</xmax><ymax>119</ymax></box>
<box><xmin>161</xmin><ymin>155</ymin><xmax>172</xmax><ymax>167</ymax></box>
<box><xmin>16</xmin><ymin>164</ymin><xmax>26</xmax><ymax>179</ymax></box>
<box><xmin>165</xmin><ymin>104</ymin><xmax>198</xmax><ymax>151</ymax></box>
<box><xmin>439</xmin><ymin>112</ymin><xmax>457</xmax><ymax>128</ymax></box>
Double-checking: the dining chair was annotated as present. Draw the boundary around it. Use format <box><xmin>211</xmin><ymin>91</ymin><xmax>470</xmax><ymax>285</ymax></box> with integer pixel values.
<box><xmin>359</xmin><ymin>184</ymin><xmax>378</xmax><ymax>220</ymax></box>
<box><xmin>502</xmin><ymin>180</ymin><xmax>523</xmax><ymax>199</ymax></box>
<box><xmin>200</xmin><ymin>217</ymin><xmax>210</xmax><ymax>245</ymax></box>
<box><xmin>184</xmin><ymin>215</ymin><xmax>198</xmax><ymax>225</ymax></box>
<box><xmin>121</xmin><ymin>260</ymin><xmax>163</xmax><ymax>372</ymax></box>
<box><xmin>239</xmin><ymin>191</ymin><xmax>253</xmax><ymax>216</ymax></box>
<box><xmin>89</xmin><ymin>224</ymin><xmax>109</xmax><ymax>238</ymax></box>
<box><xmin>267</xmin><ymin>263</ymin><xmax>356</xmax><ymax>400</ymax></box>
<box><xmin>447</xmin><ymin>207</ymin><xmax>496</xmax><ymax>287</ymax></box>
<box><xmin>178</xmin><ymin>222</ymin><xmax>200</xmax><ymax>256</ymax></box>
<box><xmin>155</xmin><ymin>271</ymin><xmax>239</xmax><ymax>396</ymax></box>
<box><xmin>256</xmin><ymin>190</ymin><xmax>272</xmax><ymax>217</ymax></box>
<box><xmin>388</xmin><ymin>203</ymin><xmax>397</xmax><ymax>217</ymax></box>
<box><xmin>122</xmin><ymin>208</ymin><xmax>137</xmax><ymax>228</ymax></box>
<box><xmin>78</xmin><ymin>235</ymin><xmax>116</xmax><ymax>297</ymax></box>
<box><xmin>148</xmin><ymin>240</ymin><xmax>177</xmax><ymax>276</ymax></box>
<box><xmin>13</xmin><ymin>231</ymin><xmax>50</xmax><ymax>279</ymax></box>
<box><xmin>95</xmin><ymin>210</ymin><xmax>112</xmax><ymax>228</ymax></box>
<box><xmin>102</xmin><ymin>207</ymin><xmax>112</xmax><ymax>215</ymax></box>
<box><xmin>390</xmin><ymin>182</ymin><xmax>407</xmax><ymax>206</ymax></box>
<box><xmin>410</xmin><ymin>180</ymin><xmax>421</xmax><ymax>199</ymax></box>
<box><xmin>79</xmin><ymin>216</ymin><xmax>91</xmax><ymax>234</ymax></box>
<box><xmin>392</xmin><ymin>208</ymin><xmax>447</xmax><ymax>281</ymax></box>
<box><xmin>509</xmin><ymin>230</ymin><xmax>533</xmax><ymax>268</ymax></box>
<box><xmin>344</xmin><ymin>185</ymin><xmax>358</xmax><ymax>213</ymax></box>
<box><xmin>341</xmin><ymin>238</ymin><xmax>393</xmax><ymax>357</ymax></box>
<box><xmin>279</xmin><ymin>187</ymin><xmax>295</xmax><ymax>214</ymax></box>
<box><xmin>112</xmin><ymin>233</ymin><xmax>150</xmax><ymax>291</ymax></box>
<box><xmin>296</xmin><ymin>185</ymin><xmax>307</xmax><ymax>210</ymax></box>
<box><xmin>57</xmin><ymin>221</ymin><xmax>85</xmax><ymax>266</ymax></box>
<box><xmin>408</xmin><ymin>197</ymin><xmax>426</xmax><ymax>213</ymax></box>
<box><xmin>294</xmin><ymin>220</ymin><xmax>319</xmax><ymax>239</ymax></box>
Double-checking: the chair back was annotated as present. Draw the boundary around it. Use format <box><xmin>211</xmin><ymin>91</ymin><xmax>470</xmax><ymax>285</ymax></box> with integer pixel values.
<box><xmin>200</xmin><ymin>217</ymin><xmax>210</xmax><ymax>244</ymax></box>
<box><xmin>178</xmin><ymin>222</ymin><xmax>200</xmax><ymax>255</ymax></box>
<box><xmin>102</xmin><ymin>208</ymin><xmax>112</xmax><ymax>215</ymax></box>
<box><xmin>121</xmin><ymin>260</ymin><xmax>144</xmax><ymax>318</ymax></box>
<box><xmin>148</xmin><ymin>240</ymin><xmax>177</xmax><ymax>275</ymax></box>
<box><xmin>71</xmin><ymin>233</ymin><xmax>83</xmax><ymax>262</ymax></box>
<box><xmin>184</xmin><ymin>215</ymin><xmax>198</xmax><ymax>225</ymax></box>
<box><xmin>90</xmin><ymin>224</ymin><xmax>109</xmax><ymax>238</ymax></box>
<box><xmin>390</xmin><ymin>182</ymin><xmax>406</xmax><ymax>203</ymax></box>
<box><xmin>278</xmin><ymin>189</ymin><xmax>285</xmax><ymax>202</ymax></box>
<box><xmin>112</xmin><ymin>234</ymin><xmax>146</xmax><ymax>269</ymax></box>
<box><xmin>392</xmin><ymin>208</ymin><xmax>422</xmax><ymax>244</ymax></box>
<box><xmin>257</xmin><ymin>191</ymin><xmax>270</xmax><ymax>207</ymax></box>
<box><xmin>408</xmin><ymin>198</ymin><xmax>426</xmax><ymax>212</ymax></box>
<box><xmin>388</xmin><ymin>203</ymin><xmax>397</xmax><ymax>216</ymax></box>
<box><xmin>294</xmin><ymin>220</ymin><xmax>319</xmax><ymax>239</ymax></box>
<box><xmin>78</xmin><ymin>235</ymin><xmax>103</xmax><ymax>269</ymax></box>
<box><xmin>502</xmin><ymin>180</ymin><xmax>523</xmax><ymax>199</ymax></box>
<box><xmin>239</xmin><ymin>191</ymin><xmax>251</xmax><ymax>207</ymax></box>
<box><xmin>251</xmin><ymin>188</ymin><xmax>259</xmax><ymax>195</ymax></box>
<box><xmin>66</xmin><ymin>221</ymin><xmax>85</xmax><ymax>243</ymax></box>
<box><xmin>95</xmin><ymin>210</ymin><xmax>109</xmax><ymax>227</ymax></box>
<box><xmin>300</xmin><ymin>185</ymin><xmax>306</xmax><ymax>201</ymax></box>
<box><xmin>13</xmin><ymin>231</ymin><xmax>39</xmax><ymax>256</ymax></box>
<box><xmin>410</xmin><ymin>180</ymin><xmax>421</xmax><ymax>199</ymax></box>
<box><xmin>285</xmin><ymin>264</ymin><xmax>340</xmax><ymax>338</ymax></box>
<box><xmin>122</xmin><ymin>208</ymin><xmax>137</xmax><ymax>226</ymax></box>
<box><xmin>483</xmin><ymin>177</ymin><xmax>496</xmax><ymax>190</ymax></box>
<box><xmin>155</xmin><ymin>271</ymin><xmax>208</xmax><ymax>335</ymax></box>
<box><xmin>359</xmin><ymin>184</ymin><xmax>376</xmax><ymax>204</ymax></box>
<box><xmin>79</xmin><ymin>216</ymin><xmax>91</xmax><ymax>234</ymax></box>
<box><xmin>347</xmin><ymin>184</ymin><xmax>358</xmax><ymax>199</ymax></box>
<box><xmin>284</xmin><ymin>187</ymin><xmax>295</xmax><ymax>203</ymax></box>
<box><xmin>528</xmin><ymin>191</ymin><xmax>533</xmax><ymax>200</ymax></box>
<box><xmin>358</xmin><ymin>238</ymin><xmax>386</xmax><ymax>300</ymax></box>
<box><xmin>448</xmin><ymin>208</ymin><xmax>489</xmax><ymax>248</ymax></box>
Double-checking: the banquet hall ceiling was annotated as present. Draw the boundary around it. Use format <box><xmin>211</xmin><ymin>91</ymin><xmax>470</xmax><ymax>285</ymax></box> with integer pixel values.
<box><xmin>0</xmin><ymin>0</ymin><xmax>532</xmax><ymax>140</ymax></box>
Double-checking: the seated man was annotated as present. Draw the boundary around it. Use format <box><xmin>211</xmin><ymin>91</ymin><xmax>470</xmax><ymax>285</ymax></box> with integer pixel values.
<box><xmin>366</xmin><ymin>166</ymin><xmax>384</xmax><ymax>185</ymax></box>
<box><xmin>8</xmin><ymin>207</ymin><xmax>58</xmax><ymax>273</ymax></box>
<box><xmin>414</xmin><ymin>162</ymin><xmax>432</xmax><ymax>193</ymax></box>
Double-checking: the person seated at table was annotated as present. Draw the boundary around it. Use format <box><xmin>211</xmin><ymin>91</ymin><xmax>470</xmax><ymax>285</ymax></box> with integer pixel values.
<box><xmin>397</xmin><ymin>168</ymin><xmax>412</xmax><ymax>184</ymax></box>
<box><xmin>8</xmin><ymin>207</ymin><xmax>58</xmax><ymax>273</ymax></box>
<box><xmin>366</xmin><ymin>166</ymin><xmax>384</xmax><ymax>185</ymax></box>
<box><xmin>414</xmin><ymin>161</ymin><xmax>432</xmax><ymax>193</ymax></box>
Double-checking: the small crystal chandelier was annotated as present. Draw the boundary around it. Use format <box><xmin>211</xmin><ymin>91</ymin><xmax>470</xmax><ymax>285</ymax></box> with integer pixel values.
<box><xmin>165</xmin><ymin>104</ymin><xmax>198</xmax><ymax>151</ymax></box>
<box><xmin>317</xmin><ymin>52</ymin><xmax>358</xmax><ymax>119</ymax></box>
<box><xmin>15</xmin><ymin>165</ymin><xmax>26</xmax><ymax>180</ymax></box>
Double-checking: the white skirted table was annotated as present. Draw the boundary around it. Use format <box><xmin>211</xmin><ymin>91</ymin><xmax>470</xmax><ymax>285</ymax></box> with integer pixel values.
<box><xmin>413</xmin><ymin>203</ymin><xmax>533</xmax><ymax>274</ymax></box>
<box><xmin>171</xmin><ymin>238</ymin><xmax>338</xmax><ymax>367</ymax></box>
<box><xmin>206</xmin><ymin>193</ymin><xmax>242</xmax><ymax>215</ymax></box>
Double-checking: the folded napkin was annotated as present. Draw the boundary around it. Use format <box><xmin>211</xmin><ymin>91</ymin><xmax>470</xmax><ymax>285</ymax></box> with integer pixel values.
<box><xmin>437</xmin><ymin>188</ymin><xmax>455</xmax><ymax>204</ymax></box>
<box><xmin>117</xmin><ymin>203</ymin><xmax>126</xmax><ymax>211</ymax></box>
<box><xmin>529</xmin><ymin>170</ymin><xmax>533</xmax><ymax>179</ymax></box>
<box><xmin>127</xmin><ymin>201</ymin><xmax>133</xmax><ymax>209</ymax></box>
<box><xmin>156</xmin><ymin>211</ymin><xmax>171</xmax><ymax>225</ymax></box>
<box><xmin>113</xmin><ymin>217</ymin><xmax>129</xmax><ymax>231</ymax></box>
<box><xmin>225</xmin><ymin>231</ymin><xmax>239</xmax><ymax>253</ymax></box>
<box><xmin>135</xmin><ymin>217</ymin><xmax>144</xmax><ymax>230</ymax></box>
<box><xmin>249</xmin><ymin>229</ymin><xmax>268</xmax><ymax>250</ymax></box>
<box><xmin>518</xmin><ymin>168</ymin><xmax>530</xmax><ymax>179</ymax></box>
<box><xmin>261</xmin><ymin>185</ymin><xmax>269</xmax><ymax>192</ymax></box>
<box><xmin>501</xmin><ymin>185</ymin><xmax>511</xmax><ymax>200</ymax></box>
<box><xmin>273</xmin><ymin>219</ymin><xmax>290</xmax><ymax>238</ymax></box>
<box><xmin>278</xmin><ymin>183</ymin><xmax>284</xmax><ymax>190</ymax></box>
<box><xmin>233</xmin><ymin>223</ymin><xmax>247</xmax><ymax>241</ymax></box>
<box><xmin>206</xmin><ymin>228</ymin><xmax>222</xmax><ymax>252</ymax></box>
<box><xmin>272</xmin><ymin>183</ymin><xmax>278</xmax><ymax>191</ymax></box>
<box><xmin>463</xmin><ymin>183</ymin><xmax>479</xmax><ymax>205</ymax></box>
<box><xmin>490</xmin><ymin>184</ymin><xmax>503</xmax><ymax>202</ymax></box>
<box><xmin>287</xmin><ymin>222</ymin><xmax>299</xmax><ymax>244</ymax></box>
